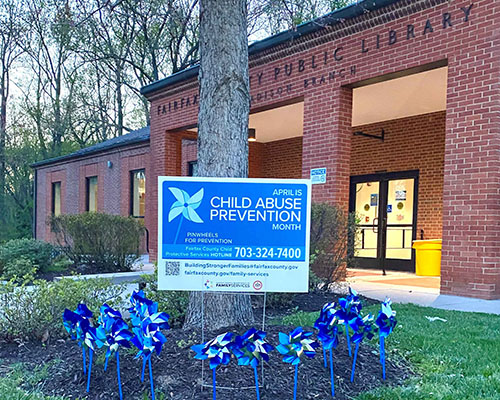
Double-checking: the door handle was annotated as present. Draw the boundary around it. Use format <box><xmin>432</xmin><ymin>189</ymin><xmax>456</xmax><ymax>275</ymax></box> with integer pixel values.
<box><xmin>372</xmin><ymin>217</ymin><xmax>378</xmax><ymax>233</ymax></box>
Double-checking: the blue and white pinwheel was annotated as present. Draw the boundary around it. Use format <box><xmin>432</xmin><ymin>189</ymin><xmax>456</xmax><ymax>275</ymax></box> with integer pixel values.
<box><xmin>375</xmin><ymin>298</ymin><xmax>397</xmax><ymax>380</ymax></box>
<box><xmin>62</xmin><ymin>304</ymin><xmax>102</xmax><ymax>393</ymax></box>
<box><xmin>168</xmin><ymin>187</ymin><xmax>204</xmax><ymax>244</ymax></box>
<box><xmin>349</xmin><ymin>313</ymin><xmax>375</xmax><ymax>382</ymax></box>
<box><xmin>277</xmin><ymin>327</ymin><xmax>318</xmax><ymax>400</ymax></box>
<box><xmin>191</xmin><ymin>332</ymin><xmax>234</xmax><ymax>370</ymax></box>
<box><xmin>315</xmin><ymin>303</ymin><xmax>341</xmax><ymax>398</ymax></box>
<box><xmin>168</xmin><ymin>187</ymin><xmax>204</xmax><ymax>223</ymax></box>
<box><xmin>337</xmin><ymin>287</ymin><xmax>362</xmax><ymax>357</ymax></box>
<box><xmin>232</xmin><ymin>328</ymin><xmax>274</xmax><ymax>368</ymax></box>
<box><xmin>97</xmin><ymin>317</ymin><xmax>133</xmax><ymax>400</ymax></box>
<box><xmin>231</xmin><ymin>328</ymin><xmax>273</xmax><ymax>400</ymax></box>
<box><xmin>128</xmin><ymin>291</ymin><xmax>170</xmax><ymax>400</ymax></box>
<box><xmin>192</xmin><ymin>332</ymin><xmax>234</xmax><ymax>400</ymax></box>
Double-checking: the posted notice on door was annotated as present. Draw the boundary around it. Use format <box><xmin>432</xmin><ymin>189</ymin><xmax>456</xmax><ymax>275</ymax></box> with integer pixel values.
<box><xmin>157</xmin><ymin>177</ymin><xmax>311</xmax><ymax>293</ymax></box>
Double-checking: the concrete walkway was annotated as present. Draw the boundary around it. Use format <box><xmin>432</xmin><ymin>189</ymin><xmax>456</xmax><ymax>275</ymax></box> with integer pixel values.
<box><xmin>347</xmin><ymin>269</ymin><xmax>500</xmax><ymax>315</ymax></box>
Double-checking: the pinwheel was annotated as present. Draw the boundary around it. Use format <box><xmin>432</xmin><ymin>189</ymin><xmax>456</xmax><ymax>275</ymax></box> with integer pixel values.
<box><xmin>97</xmin><ymin>316</ymin><xmax>133</xmax><ymax>400</ymax></box>
<box><xmin>231</xmin><ymin>328</ymin><xmax>274</xmax><ymax>400</ymax></box>
<box><xmin>191</xmin><ymin>332</ymin><xmax>234</xmax><ymax>400</ymax></box>
<box><xmin>277</xmin><ymin>327</ymin><xmax>318</xmax><ymax>400</ymax></box>
<box><xmin>130</xmin><ymin>312</ymin><xmax>170</xmax><ymax>400</ymax></box>
<box><xmin>128</xmin><ymin>290</ymin><xmax>170</xmax><ymax>381</ymax></box>
<box><xmin>349</xmin><ymin>313</ymin><xmax>375</xmax><ymax>382</ymax></box>
<box><xmin>337</xmin><ymin>287</ymin><xmax>362</xmax><ymax>357</ymax></box>
<box><xmin>62</xmin><ymin>304</ymin><xmax>102</xmax><ymax>392</ymax></box>
<box><xmin>168</xmin><ymin>187</ymin><xmax>204</xmax><ymax>243</ymax></box>
<box><xmin>375</xmin><ymin>298</ymin><xmax>397</xmax><ymax>379</ymax></box>
<box><xmin>314</xmin><ymin>303</ymin><xmax>340</xmax><ymax>398</ymax></box>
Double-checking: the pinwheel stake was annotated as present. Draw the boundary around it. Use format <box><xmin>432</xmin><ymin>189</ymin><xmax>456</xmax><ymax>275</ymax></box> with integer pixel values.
<box><xmin>97</xmin><ymin>304</ymin><xmax>134</xmax><ymax>400</ymax></box>
<box><xmin>277</xmin><ymin>327</ymin><xmax>318</xmax><ymax>400</ymax></box>
<box><xmin>349</xmin><ymin>314</ymin><xmax>375</xmax><ymax>382</ymax></box>
<box><xmin>314</xmin><ymin>302</ymin><xmax>340</xmax><ymax>398</ymax></box>
<box><xmin>338</xmin><ymin>288</ymin><xmax>362</xmax><ymax>358</ymax></box>
<box><xmin>192</xmin><ymin>332</ymin><xmax>234</xmax><ymax>400</ymax></box>
<box><xmin>129</xmin><ymin>290</ymin><xmax>170</xmax><ymax>400</ymax></box>
<box><xmin>375</xmin><ymin>298</ymin><xmax>397</xmax><ymax>380</ymax></box>
<box><xmin>231</xmin><ymin>328</ymin><xmax>274</xmax><ymax>400</ymax></box>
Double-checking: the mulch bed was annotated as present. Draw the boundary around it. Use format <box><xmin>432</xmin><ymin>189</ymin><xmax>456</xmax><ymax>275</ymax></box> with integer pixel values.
<box><xmin>0</xmin><ymin>292</ymin><xmax>412</xmax><ymax>399</ymax></box>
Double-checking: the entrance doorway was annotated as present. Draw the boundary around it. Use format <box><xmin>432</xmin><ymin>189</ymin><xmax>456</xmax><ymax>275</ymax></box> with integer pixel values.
<box><xmin>349</xmin><ymin>170</ymin><xmax>419</xmax><ymax>273</ymax></box>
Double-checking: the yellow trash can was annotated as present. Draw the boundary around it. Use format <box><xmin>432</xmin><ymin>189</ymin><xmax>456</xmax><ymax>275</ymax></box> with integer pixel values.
<box><xmin>412</xmin><ymin>239</ymin><xmax>442</xmax><ymax>276</ymax></box>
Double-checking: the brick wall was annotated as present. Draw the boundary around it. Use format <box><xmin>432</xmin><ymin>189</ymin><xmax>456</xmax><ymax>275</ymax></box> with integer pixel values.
<box><xmin>180</xmin><ymin>136</ymin><xmax>303</xmax><ymax>179</ymax></box>
<box><xmin>351</xmin><ymin>111</ymin><xmax>446</xmax><ymax>239</ymax></box>
<box><xmin>145</xmin><ymin>0</ymin><xmax>500</xmax><ymax>299</ymax></box>
<box><xmin>35</xmin><ymin>143</ymin><xmax>149</xmax><ymax>242</ymax></box>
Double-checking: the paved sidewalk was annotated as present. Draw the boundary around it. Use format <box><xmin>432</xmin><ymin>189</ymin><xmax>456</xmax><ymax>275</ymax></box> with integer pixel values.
<box><xmin>347</xmin><ymin>269</ymin><xmax>500</xmax><ymax>315</ymax></box>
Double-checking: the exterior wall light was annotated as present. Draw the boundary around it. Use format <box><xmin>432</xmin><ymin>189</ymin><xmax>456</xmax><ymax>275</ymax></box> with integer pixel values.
<box><xmin>107</xmin><ymin>161</ymin><xmax>113</xmax><ymax>168</ymax></box>
<box><xmin>248</xmin><ymin>128</ymin><xmax>256</xmax><ymax>142</ymax></box>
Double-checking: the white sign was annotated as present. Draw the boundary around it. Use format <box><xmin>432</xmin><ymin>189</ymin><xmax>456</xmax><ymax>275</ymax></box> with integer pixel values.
<box><xmin>157</xmin><ymin>177</ymin><xmax>311</xmax><ymax>293</ymax></box>
<box><xmin>310</xmin><ymin>167</ymin><xmax>326</xmax><ymax>184</ymax></box>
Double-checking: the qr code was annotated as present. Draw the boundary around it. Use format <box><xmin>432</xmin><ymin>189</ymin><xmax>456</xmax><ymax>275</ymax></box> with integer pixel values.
<box><xmin>165</xmin><ymin>261</ymin><xmax>180</xmax><ymax>276</ymax></box>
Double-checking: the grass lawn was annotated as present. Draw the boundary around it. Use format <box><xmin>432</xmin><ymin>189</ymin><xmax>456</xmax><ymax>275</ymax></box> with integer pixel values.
<box><xmin>281</xmin><ymin>303</ymin><xmax>500</xmax><ymax>400</ymax></box>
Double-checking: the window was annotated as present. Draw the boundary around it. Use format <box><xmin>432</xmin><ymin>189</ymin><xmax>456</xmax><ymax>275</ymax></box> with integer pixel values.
<box><xmin>188</xmin><ymin>161</ymin><xmax>198</xmax><ymax>177</ymax></box>
<box><xmin>86</xmin><ymin>176</ymin><xmax>98</xmax><ymax>212</ymax></box>
<box><xmin>131</xmin><ymin>169</ymin><xmax>146</xmax><ymax>217</ymax></box>
<box><xmin>52</xmin><ymin>182</ymin><xmax>61</xmax><ymax>216</ymax></box>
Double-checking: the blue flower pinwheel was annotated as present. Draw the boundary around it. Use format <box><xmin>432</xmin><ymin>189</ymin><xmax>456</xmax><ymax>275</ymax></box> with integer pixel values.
<box><xmin>315</xmin><ymin>303</ymin><xmax>340</xmax><ymax>397</ymax></box>
<box><xmin>232</xmin><ymin>328</ymin><xmax>274</xmax><ymax>368</ymax></box>
<box><xmin>99</xmin><ymin>303</ymin><xmax>122</xmax><ymax>332</ymax></box>
<box><xmin>62</xmin><ymin>303</ymin><xmax>102</xmax><ymax>393</ymax></box>
<box><xmin>375</xmin><ymin>298</ymin><xmax>397</xmax><ymax>380</ymax></box>
<box><xmin>349</xmin><ymin>313</ymin><xmax>375</xmax><ymax>383</ymax></box>
<box><xmin>337</xmin><ymin>287</ymin><xmax>362</xmax><ymax>357</ymax></box>
<box><xmin>231</xmin><ymin>328</ymin><xmax>273</xmax><ymax>400</ymax></box>
<box><xmin>191</xmin><ymin>332</ymin><xmax>234</xmax><ymax>400</ymax></box>
<box><xmin>277</xmin><ymin>327</ymin><xmax>318</xmax><ymax>400</ymax></box>
<box><xmin>97</xmin><ymin>318</ymin><xmax>134</xmax><ymax>400</ymax></box>
<box><xmin>191</xmin><ymin>332</ymin><xmax>234</xmax><ymax>370</ymax></box>
<box><xmin>128</xmin><ymin>290</ymin><xmax>157</xmax><ymax>327</ymax></box>
<box><xmin>168</xmin><ymin>187</ymin><xmax>204</xmax><ymax>243</ymax></box>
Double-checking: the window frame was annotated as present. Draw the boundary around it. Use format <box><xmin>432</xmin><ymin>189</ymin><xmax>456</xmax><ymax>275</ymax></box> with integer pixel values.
<box><xmin>188</xmin><ymin>161</ymin><xmax>198</xmax><ymax>177</ymax></box>
<box><xmin>86</xmin><ymin>176</ymin><xmax>98</xmax><ymax>212</ymax></box>
<box><xmin>130</xmin><ymin>169</ymin><xmax>146</xmax><ymax>218</ymax></box>
<box><xmin>51</xmin><ymin>181</ymin><xmax>61</xmax><ymax>216</ymax></box>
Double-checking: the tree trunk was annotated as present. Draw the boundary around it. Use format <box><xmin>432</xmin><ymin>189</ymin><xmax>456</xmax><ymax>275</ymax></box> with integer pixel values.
<box><xmin>0</xmin><ymin>70</ymin><xmax>7</xmax><ymax>227</ymax></box>
<box><xmin>183</xmin><ymin>0</ymin><xmax>253</xmax><ymax>330</ymax></box>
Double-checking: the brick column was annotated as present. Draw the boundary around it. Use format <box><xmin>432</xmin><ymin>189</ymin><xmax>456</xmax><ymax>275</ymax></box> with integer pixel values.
<box><xmin>302</xmin><ymin>86</ymin><xmax>352</xmax><ymax>208</ymax></box>
<box><xmin>146</xmin><ymin>130</ymin><xmax>182</xmax><ymax>262</ymax></box>
<box><xmin>441</xmin><ymin>53</ymin><xmax>500</xmax><ymax>299</ymax></box>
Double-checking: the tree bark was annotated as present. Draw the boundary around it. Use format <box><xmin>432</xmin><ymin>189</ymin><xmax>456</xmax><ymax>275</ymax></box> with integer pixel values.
<box><xmin>183</xmin><ymin>0</ymin><xmax>253</xmax><ymax>330</ymax></box>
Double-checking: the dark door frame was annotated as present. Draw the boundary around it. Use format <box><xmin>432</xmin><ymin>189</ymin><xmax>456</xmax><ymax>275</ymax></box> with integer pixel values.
<box><xmin>349</xmin><ymin>170</ymin><xmax>419</xmax><ymax>273</ymax></box>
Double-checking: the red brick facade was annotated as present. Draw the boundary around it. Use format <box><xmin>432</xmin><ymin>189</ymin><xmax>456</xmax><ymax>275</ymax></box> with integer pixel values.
<box><xmin>35</xmin><ymin>143</ymin><xmax>149</xmax><ymax>241</ymax></box>
<box><xmin>143</xmin><ymin>0</ymin><xmax>500</xmax><ymax>299</ymax></box>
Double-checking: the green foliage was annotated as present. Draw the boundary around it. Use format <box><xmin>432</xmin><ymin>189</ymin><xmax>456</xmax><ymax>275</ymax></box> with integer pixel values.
<box><xmin>2</xmin><ymin>257</ymin><xmax>36</xmax><ymax>281</ymax></box>
<box><xmin>310</xmin><ymin>203</ymin><xmax>357</xmax><ymax>285</ymax></box>
<box><xmin>0</xmin><ymin>276</ymin><xmax>125</xmax><ymax>341</ymax></box>
<box><xmin>140</xmin><ymin>270</ymin><xmax>189</xmax><ymax>328</ymax></box>
<box><xmin>0</xmin><ymin>238</ymin><xmax>55</xmax><ymax>277</ymax></box>
<box><xmin>50</xmin><ymin>212</ymin><xmax>144</xmax><ymax>272</ymax></box>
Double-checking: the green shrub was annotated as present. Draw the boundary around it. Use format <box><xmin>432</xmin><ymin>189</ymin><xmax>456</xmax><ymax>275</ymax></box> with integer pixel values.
<box><xmin>310</xmin><ymin>203</ymin><xmax>358</xmax><ymax>285</ymax></box>
<box><xmin>0</xmin><ymin>276</ymin><xmax>125</xmax><ymax>341</ymax></box>
<box><xmin>3</xmin><ymin>256</ymin><xmax>37</xmax><ymax>281</ymax></box>
<box><xmin>140</xmin><ymin>271</ymin><xmax>189</xmax><ymax>328</ymax></box>
<box><xmin>50</xmin><ymin>213</ymin><xmax>145</xmax><ymax>273</ymax></box>
<box><xmin>0</xmin><ymin>238</ymin><xmax>55</xmax><ymax>276</ymax></box>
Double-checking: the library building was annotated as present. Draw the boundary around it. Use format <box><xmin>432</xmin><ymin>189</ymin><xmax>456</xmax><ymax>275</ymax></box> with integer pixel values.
<box><xmin>33</xmin><ymin>0</ymin><xmax>500</xmax><ymax>300</ymax></box>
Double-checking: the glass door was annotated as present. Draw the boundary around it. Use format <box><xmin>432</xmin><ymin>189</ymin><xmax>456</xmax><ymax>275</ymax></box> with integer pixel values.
<box><xmin>350</xmin><ymin>171</ymin><xmax>419</xmax><ymax>272</ymax></box>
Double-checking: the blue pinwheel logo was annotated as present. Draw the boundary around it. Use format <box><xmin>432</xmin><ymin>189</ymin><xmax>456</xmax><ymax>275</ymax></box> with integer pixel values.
<box><xmin>168</xmin><ymin>187</ymin><xmax>204</xmax><ymax>244</ymax></box>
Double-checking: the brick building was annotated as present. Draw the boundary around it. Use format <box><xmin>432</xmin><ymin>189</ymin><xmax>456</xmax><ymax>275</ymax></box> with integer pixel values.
<box><xmin>33</xmin><ymin>0</ymin><xmax>500</xmax><ymax>300</ymax></box>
